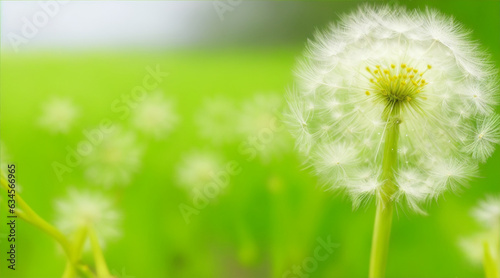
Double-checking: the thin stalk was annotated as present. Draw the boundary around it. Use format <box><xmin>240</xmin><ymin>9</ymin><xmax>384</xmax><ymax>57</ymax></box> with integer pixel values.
<box><xmin>1</xmin><ymin>174</ymin><xmax>91</xmax><ymax>278</ymax></box>
<box><xmin>89</xmin><ymin>226</ymin><xmax>112</xmax><ymax>278</ymax></box>
<box><xmin>62</xmin><ymin>227</ymin><xmax>89</xmax><ymax>278</ymax></box>
<box><xmin>0</xmin><ymin>175</ymin><xmax>72</xmax><ymax>258</ymax></box>
<box><xmin>369</xmin><ymin>109</ymin><xmax>400</xmax><ymax>278</ymax></box>
<box><xmin>483</xmin><ymin>241</ymin><xmax>500</xmax><ymax>278</ymax></box>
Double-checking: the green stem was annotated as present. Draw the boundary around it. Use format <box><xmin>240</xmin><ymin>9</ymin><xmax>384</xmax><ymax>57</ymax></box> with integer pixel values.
<box><xmin>0</xmin><ymin>176</ymin><xmax>72</xmax><ymax>258</ymax></box>
<box><xmin>1</xmin><ymin>174</ymin><xmax>92</xmax><ymax>278</ymax></box>
<box><xmin>369</xmin><ymin>110</ymin><xmax>400</xmax><ymax>278</ymax></box>
<box><xmin>483</xmin><ymin>241</ymin><xmax>500</xmax><ymax>278</ymax></box>
<box><xmin>89</xmin><ymin>226</ymin><xmax>112</xmax><ymax>278</ymax></box>
<box><xmin>62</xmin><ymin>226</ymin><xmax>89</xmax><ymax>278</ymax></box>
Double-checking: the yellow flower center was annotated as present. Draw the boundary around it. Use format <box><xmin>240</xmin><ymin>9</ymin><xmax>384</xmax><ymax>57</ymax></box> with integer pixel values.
<box><xmin>365</xmin><ymin>64</ymin><xmax>431</xmax><ymax>105</ymax></box>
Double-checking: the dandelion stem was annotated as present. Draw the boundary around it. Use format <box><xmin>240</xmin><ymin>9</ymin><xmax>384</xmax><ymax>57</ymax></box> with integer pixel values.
<box><xmin>0</xmin><ymin>175</ymin><xmax>73</xmax><ymax>258</ymax></box>
<box><xmin>483</xmin><ymin>241</ymin><xmax>499</xmax><ymax>278</ymax></box>
<box><xmin>1</xmin><ymin>174</ymin><xmax>90</xmax><ymax>278</ymax></box>
<box><xmin>369</xmin><ymin>109</ymin><xmax>400</xmax><ymax>278</ymax></box>
<box><xmin>62</xmin><ymin>226</ymin><xmax>89</xmax><ymax>278</ymax></box>
<box><xmin>89</xmin><ymin>225</ymin><xmax>112</xmax><ymax>278</ymax></box>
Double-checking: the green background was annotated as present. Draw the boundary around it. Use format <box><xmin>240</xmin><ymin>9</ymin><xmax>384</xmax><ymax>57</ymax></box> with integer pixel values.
<box><xmin>1</xmin><ymin>1</ymin><xmax>499</xmax><ymax>277</ymax></box>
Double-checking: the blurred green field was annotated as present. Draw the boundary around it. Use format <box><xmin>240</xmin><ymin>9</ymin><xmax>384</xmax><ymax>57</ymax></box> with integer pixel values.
<box><xmin>0</xmin><ymin>47</ymin><xmax>499</xmax><ymax>278</ymax></box>
<box><xmin>1</xmin><ymin>1</ymin><xmax>500</xmax><ymax>278</ymax></box>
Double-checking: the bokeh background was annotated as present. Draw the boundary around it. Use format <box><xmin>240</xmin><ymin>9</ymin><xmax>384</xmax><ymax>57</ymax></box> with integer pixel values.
<box><xmin>1</xmin><ymin>1</ymin><xmax>499</xmax><ymax>277</ymax></box>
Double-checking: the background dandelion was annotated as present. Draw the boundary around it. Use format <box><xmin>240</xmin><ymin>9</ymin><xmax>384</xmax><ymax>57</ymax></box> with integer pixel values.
<box><xmin>196</xmin><ymin>97</ymin><xmax>239</xmax><ymax>145</ymax></box>
<box><xmin>460</xmin><ymin>196</ymin><xmax>500</xmax><ymax>274</ymax></box>
<box><xmin>176</xmin><ymin>150</ymin><xmax>225</xmax><ymax>194</ymax></box>
<box><xmin>238</xmin><ymin>93</ymin><xmax>291</xmax><ymax>163</ymax></box>
<box><xmin>54</xmin><ymin>188</ymin><xmax>122</xmax><ymax>250</ymax></box>
<box><xmin>131</xmin><ymin>91</ymin><xmax>179</xmax><ymax>139</ymax></box>
<box><xmin>38</xmin><ymin>98</ymin><xmax>79</xmax><ymax>134</ymax></box>
<box><xmin>84</xmin><ymin>127</ymin><xmax>144</xmax><ymax>188</ymax></box>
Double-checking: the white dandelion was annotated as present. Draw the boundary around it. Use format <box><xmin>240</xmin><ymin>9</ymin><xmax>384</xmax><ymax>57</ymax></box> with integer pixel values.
<box><xmin>284</xmin><ymin>5</ymin><xmax>499</xmax><ymax>276</ymax></box>
<box><xmin>176</xmin><ymin>150</ymin><xmax>225</xmax><ymax>193</ymax></box>
<box><xmin>84</xmin><ymin>127</ymin><xmax>143</xmax><ymax>188</ymax></box>
<box><xmin>39</xmin><ymin>98</ymin><xmax>79</xmax><ymax>134</ymax></box>
<box><xmin>286</xmin><ymin>5</ymin><xmax>499</xmax><ymax>210</ymax></box>
<box><xmin>195</xmin><ymin>97</ymin><xmax>239</xmax><ymax>145</ymax></box>
<box><xmin>54</xmin><ymin>188</ymin><xmax>121</xmax><ymax>249</ymax></box>
<box><xmin>131</xmin><ymin>91</ymin><xmax>178</xmax><ymax>139</ymax></box>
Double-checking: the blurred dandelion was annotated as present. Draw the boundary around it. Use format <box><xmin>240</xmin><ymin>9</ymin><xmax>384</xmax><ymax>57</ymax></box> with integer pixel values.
<box><xmin>84</xmin><ymin>127</ymin><xmax>144</xmax><ymax>188</ymax></box>
<box><xmin>196</xmin><ymin>97</ymin><xmax>239</xmax><ymax>145</ymax></box>
<box><xmin>238</xmin><ymin>93</ymin><xmax>290</xmax><ymax>162</ymax></box>
<box><xmin>131</xmin><ymin>91</ymin><xmax>179</xmax><ymax>139</ymax></box>
<box><xmin>460</xmin><ymin>196</ymin><xmax>500</xmax><ymax>276</ymax></box>
<box><xmin>38</xmin><ymin>97</ymin><xmax>79</xmax><ymax>134</ymax></box>
<box><xmin>285</xmin><ymin>5</ymin><xmax>500</xmax><ymax>277</ymax></box>
<box><xmin>176</xmin><ymin>150</ymin><xmax>225</xmax><ymax>194</ymax></box>
<box><xmin>55</xmin><ymin>188</ymin><xmax>121</xmax><ymax>249</ymax></box>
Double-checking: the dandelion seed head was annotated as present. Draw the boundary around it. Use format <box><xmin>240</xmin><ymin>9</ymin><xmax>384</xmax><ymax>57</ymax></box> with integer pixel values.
<box><xmin>131</xmin><ymin>92</ymin><xmax>178</xmax><ymax>139</ymax></box>
<box><xmin>472</xmin><ymin>195</ymin><xmax>500</xmax><ymax>228</ymax></box>
<box><xmin>84</xmin><ymin>127</ymin><xmax>143</xmax><ymax>188</ymax></box>
<box><xmin>286</xmin><ymin>5</ymin><xmax>500</xmax><ymax>211</ymax></box>
<box><xmin>176</xmin><ymin>151</ymin><xmax>225</xmax><ymax>193</ymax></box>
<box><xmin>38</xmin><ymin>98</ymin><xmax>79</xmax><ymax>134</ymax></box>
<box><xmin>55</xmin><ymin>188</ymin><xmax>121</xmax><ymax>249</ymax></box>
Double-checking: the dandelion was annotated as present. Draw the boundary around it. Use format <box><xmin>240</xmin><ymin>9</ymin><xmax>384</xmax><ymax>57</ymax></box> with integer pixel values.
<box><xmin>84</xmin><ymin>127</ymin><xmax>143</xmax><ymax>188</ymax></box>
<box><xmin>176</xmin><ymin>150</ymin><xmax>225</xmax><ymax>194</ymax></box>
<box><xmin>55</xmin><ymin>188</ymin><xmax>121</xmax><ymax>250</ymax></box>
<box><xmin>195</xmin><ymin>97</ymin><xmax>239</xmax><ymax>145</ymax></box>
<box><xmin>38</xmin><ymin>97</ymin><xmax>79</xmax><ymax>134</ymax></box>
<box><xmin>238</xmin><ymin>93</ymin><xmax>290</xmax><ymax>163</ymax></box>
<box><xmin>285</xmin><ymin>5</ymin><xmax>499</xmax><ymax>277</ymax></box>
<box><xmin>131</xmin><ymin>91</ymin><xmax>178</xmax><ymax>139</ymax></box>
<box><xmin>460</xmin><ymin>196</ymin><xmax>500</xmax><ymax>276</ymax></box>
